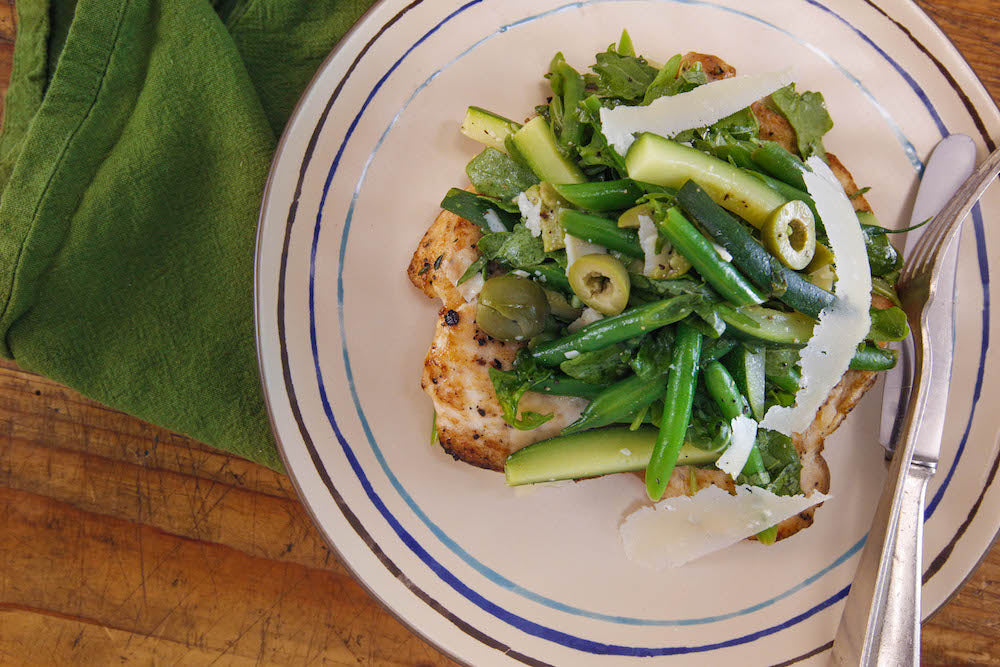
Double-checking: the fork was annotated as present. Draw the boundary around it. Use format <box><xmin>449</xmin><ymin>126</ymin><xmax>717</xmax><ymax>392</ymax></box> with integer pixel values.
<box><xmin>832</xmin><ymin>145</ymin><xmax>1000</xmax><ymax>666</ymax></box>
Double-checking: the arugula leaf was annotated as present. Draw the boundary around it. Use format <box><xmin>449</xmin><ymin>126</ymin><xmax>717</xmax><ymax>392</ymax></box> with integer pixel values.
<box><xmin>868</xmin><ymin>306</ymin><xmax>909</xmax><ymax>342</ymax></box>
<box><xmin>641</xmin><ymin>54</ymin><xmax>682</xmax><ymax>105</ymax></box>
<box><xmin>755</xmin><ymin>430</ymin><xmax>802</xmax><ymax>496</ymax></box>
<box><xmin>630</xmin><ymin>329</ymin><xmax>674</xmax><ymax>379</ymax></box>
<box><xmin>478</xmin><ymin>224</ymin><xmax>546</xmax><ymax>269</ymax></box>
<box><xmin>769</xmin><ymin>83</ymin><xmax>834</xmax><ymax>159</ymax></box>
<box><xmin>465</xmin><ymin>148</ymin><xmax>539</xmax><ymax>204</ymax></box>
<box><xmin>586</xmin><ymin>48</ymin><xmax>658</xmax><ymax>103</ymax></box>
<box><xmin>576</xmin><ymin>94</ymin><xmax>627</xmax><ymax>178</ymax></box>
<box><xmin>440</xmin><ymin>188</ymin><xmax>519</xmax><ymax>231</ymax></box>
<box><xmin>488</xmin><ymin>351</ymin><xmax>554</xmax><ymax>430</ymax></box>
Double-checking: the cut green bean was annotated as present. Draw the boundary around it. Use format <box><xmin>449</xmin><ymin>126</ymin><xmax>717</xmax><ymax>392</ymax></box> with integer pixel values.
<box><xmin>532</xmin><ymin>295</ymin><xmax>700</xmax><ymax>366</ymax></box>
<box><xmin>524</xmin><ymin>263</ymin><xmax>572</xmax><ymax>293</ymax></box>
<box><xmin>560</xmin><ymin>209</ymin><xmax>644</xmax><ymax>258</ymax></box>
<box><xmin>658</xmin><ymin>207</ymin><xmax>765</xmax><ymax>306</ymax></box>
<box><xmin>562</xmin><ymin>374</ymin><xmax>668</xmax><ymax>435</ymax></box>
<box><xmin>704</xmin><ymin>360</ymin><xmax>771</xmax><ymax>486</ymax></box>
<box><xmin>646</xmin><ymin>324</ymin><xmax>703</xmax><ymax>501</ymax></box>
<box><xmin>553</xmin><ymin>179</ymin><xmax>646</xmax><ymax>211</ymax></box>
<box><xmin>750</xmin><ymin>142</ymin><xmax>808</xmax><ymax>190</ymax></box>
<box><xmin>530</xmin><ymin>375</ymin><xmax>610</xmax><ymax>400</ymax></box>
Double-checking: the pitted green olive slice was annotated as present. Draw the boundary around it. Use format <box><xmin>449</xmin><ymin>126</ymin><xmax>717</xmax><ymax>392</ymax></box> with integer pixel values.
<box><xmin>567</xmin><ymin>254</ymin><xmax>631</xmax><ymax>316</ymax></box>
<box><xmin>762</xmin><ymin>200</ymin><xmax>816</xmax><ymax>270</ymax></box>
<box><xmin>476</xmin><ymin>274</ymin><xmax>550</xmax><ymax>341</ymax></box>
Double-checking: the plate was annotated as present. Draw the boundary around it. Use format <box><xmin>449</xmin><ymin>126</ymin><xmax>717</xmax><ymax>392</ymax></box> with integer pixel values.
<box><xmin>254</xmin><ymin>1</ymin><xmax>1000</xmax><ymax>663</ymax></box>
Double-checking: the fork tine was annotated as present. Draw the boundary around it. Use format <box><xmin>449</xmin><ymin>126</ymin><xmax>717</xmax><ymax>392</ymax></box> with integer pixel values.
<box><xmin>898</xmin><ymin>146</ymin><xmax>1000</xmax><ymax>287</ymax></box>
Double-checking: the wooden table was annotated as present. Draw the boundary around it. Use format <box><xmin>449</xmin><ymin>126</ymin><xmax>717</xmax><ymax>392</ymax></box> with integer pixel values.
<box><xmin>0</xmin><ymin>1</ymin><xmax>997</xmax><ymax>664</ymax></box>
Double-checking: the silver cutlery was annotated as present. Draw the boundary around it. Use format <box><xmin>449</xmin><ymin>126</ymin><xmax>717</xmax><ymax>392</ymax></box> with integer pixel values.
<box><xmin>832</xmin><ymin>140</ymin><xmax>1000</xmax><ymax>665</ymax></box>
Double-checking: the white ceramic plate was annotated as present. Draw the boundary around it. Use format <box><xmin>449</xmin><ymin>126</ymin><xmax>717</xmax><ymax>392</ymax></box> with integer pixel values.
<box><xmin>255</xmin><ymin>1</ymin><xmax>1000</xmax><ymax>663</ymax></box>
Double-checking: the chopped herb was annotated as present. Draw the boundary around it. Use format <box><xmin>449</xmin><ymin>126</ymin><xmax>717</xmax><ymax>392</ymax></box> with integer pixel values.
<box><xmin>457</xmin><ymin>256</ymin><xmax>487</xmax><ymax>285</ymax></box>
<box><xmin>433</xmin><ymin>254</ymin><xmax>444</xmax><ymax>270</ymax></box>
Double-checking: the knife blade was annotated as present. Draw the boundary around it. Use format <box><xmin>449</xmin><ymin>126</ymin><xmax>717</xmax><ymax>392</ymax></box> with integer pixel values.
<box><xmin>878</xmin><ymin>134</ymin><xmax>977</xmax><ymax>454</ymax></box>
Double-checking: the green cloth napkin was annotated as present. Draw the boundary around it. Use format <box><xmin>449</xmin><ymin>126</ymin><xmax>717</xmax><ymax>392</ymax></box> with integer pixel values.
<box><xmin>0</xmin><ymin>0</ymin><xmax>375</xmax><ymax>470</ymax></box>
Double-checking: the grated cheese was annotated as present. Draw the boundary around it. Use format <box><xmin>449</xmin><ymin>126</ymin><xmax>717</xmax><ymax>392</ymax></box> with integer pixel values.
<box><xmin>759</xmin><ymin>157</ymin><xmax>872</xmax><ymax>436</ymax></box>
<box><xmin>601</xmin><ymin>69</ymin><xmax>794</xmax><ymax>154</ymax></box>
<box><xmin>620</xmin><ymin>485</ymin><xmax>830</xmax><ymax>569</ymax></box>
<box><xmin>517</xmin><ymin>191</ymin><xmax>543</xmax><ymax>237</ymax></box>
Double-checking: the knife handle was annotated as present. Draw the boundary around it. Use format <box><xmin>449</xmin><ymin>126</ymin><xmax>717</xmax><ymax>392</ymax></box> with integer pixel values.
<box><xmin>831</xmin><ymin>454</ymin><xmax>933</xmax><ymax>666</ymax></box>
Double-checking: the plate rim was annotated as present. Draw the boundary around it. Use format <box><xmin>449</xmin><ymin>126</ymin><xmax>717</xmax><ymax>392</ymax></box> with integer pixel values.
<box><xmin>254</xmin><ymin>0</ymin><xmax>1000</xmax><ymax>662</ymax></box>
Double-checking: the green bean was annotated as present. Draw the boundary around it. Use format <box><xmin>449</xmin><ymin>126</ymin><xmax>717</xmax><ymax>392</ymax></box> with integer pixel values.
<box><xmin>524</xmin><ymin>263</ymin><xmax>572</xmax><ymax>293</ymax></box>
<box><xmin>529</xmin><ymin>375</ymin><xmax>610</xmax><ymax>400</ymax></box>
<box><xmin>849</xmin><ymin>343</ymin><xmax>898</xmax><ymax>371</ymax></box>
<box><xmin>532</xmin><ymin>294</ymin><xmax>700</xmax><ymax>366</ymax></box>
<box><xmin>562</xmin><ymin>374</ymin><xmax>668</xmax><ymax>435</ymax></box>
<box><xmin>552</xmin><ymin>179</ymin><xmax>646</xmax><ymax>211</ymax></box>
<box><xmin>764</xmin><ymin>348</ymin><xmax>801</xmax><ymax>393</ymax></box>
<box><xmin>751</xmin><ymin>142</ymin><xmax>808</xmax><ymax>190</ymax></box>
<box><xmin>559</xmin><ymin>209</ymin><xmax>644</xmax><ymax>258</ymax></box>
<box><xmin>700</xmin><ymin>337</ymin><xmax>737</xmax><ymax>366</ymax></box>
<box><xmin>676</xmin><ymin>180</ymin><xmax>835</xmax><ymax>318</ymax></box>
<box><xmin>657</xmin><ymin>207</ymin><xmax>765</xmax><ymax>306</ymax></box>
<box><xmin>646</xmin><ymin>324</ymin><xmax>703</xmax><ymax>501</ymax></box>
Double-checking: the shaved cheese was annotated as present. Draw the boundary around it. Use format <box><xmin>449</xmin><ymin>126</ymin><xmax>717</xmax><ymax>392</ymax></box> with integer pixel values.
<box><xmin>483</xmin><ymin>209</ymin><xmax>507</xmax><ymax>233</ymax></box>
<box><xmin>716</xmin><ymin>415</ymin><xmax>758</xmax><ymax>479</ymax></box>
<box><xmin>442</xmin><ymin>248</ymin><xmax>485</xmax><ymax>303</ymax></box>
<box><xmin>564</xmin><ymin>234</ymin><xmax>606</xmax><ymax>270</ymax></box>
<box><xmin>517</xmin><ymin>191</ymin><xmax>543</xmax><ymax>237</ymax></box>
<box><xmin>638</xmin><ymin>214</ymin><xmax>671</xmax><ymax>277</ymax></box>
<box><xmin>620</xmin><ymin>485</ymin><xmax>831</xmax><ymax>569</ymax></box>
<box><xmin>710</xmin><ymin>239</ymin><xmax>732</xmax><ymax>262</ymax></box>
<box><xmin>568</xmin><ymin>306</ymin><xmax>604</xmax><ymax>333</ymax></box>
<box><xmin>759</xmin><ymin>157</ymin><xmax>872</xmax><ymax>435</ymax></box>
<box><xmin>601</xmin><ymin>69</ymin><xmax>794</xmax><ymax>154</ymax></box>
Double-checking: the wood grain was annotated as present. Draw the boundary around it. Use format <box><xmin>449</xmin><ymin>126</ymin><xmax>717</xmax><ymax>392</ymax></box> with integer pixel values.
<box><xmin>0</xmin><ymin>1</ymin><xmax>998</xmax><ymax>665</ymax></box>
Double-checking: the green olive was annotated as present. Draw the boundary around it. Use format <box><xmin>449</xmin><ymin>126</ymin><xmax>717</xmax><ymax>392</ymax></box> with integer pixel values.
<box><xmin>544</xmin><ymin>288</ymin><xmax>583</xmax><ymax>322</ymax></box>
<box><xmin>476</xmin><ymin>274</ymin><xmax>550</xmax><ymax>341</ymax></box>
<box><xmin>804</xmin><ymin>241</ymin><xmax>834</xmax><ymax>273</ymax></box>
<box><xmin>567</xmin><ymin>254</ymin><xmax>631</xmax><ymax>316</ymax></box>
<box><xmin>616</xmin><ymin>203</ymin><xmax>653</xmax><ymax>229</ymax></box>
<box><xmin>762</xmin><ymin>200</ymin><xmax>816</xmax><ymax>270</ymax></box>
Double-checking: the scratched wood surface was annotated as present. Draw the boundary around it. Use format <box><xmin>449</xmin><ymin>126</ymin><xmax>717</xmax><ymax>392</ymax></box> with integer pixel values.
<box><xmin>0</xmin><ymin>1</ymin><xmax>997</xmax><ymax>665</ymax></box>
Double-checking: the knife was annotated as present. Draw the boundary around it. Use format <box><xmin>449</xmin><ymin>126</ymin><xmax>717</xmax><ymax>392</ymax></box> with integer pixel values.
<box><xmin>879</xmin><ymin>134</ymin><xmax>977</xmax><ymax>453</ymax></box>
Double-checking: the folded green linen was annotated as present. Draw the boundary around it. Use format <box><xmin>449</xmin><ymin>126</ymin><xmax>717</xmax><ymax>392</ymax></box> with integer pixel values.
<box><xmin>0</xmin><ymin>0</ymin><xmax>374</xmax><ymax>470</ymax></box>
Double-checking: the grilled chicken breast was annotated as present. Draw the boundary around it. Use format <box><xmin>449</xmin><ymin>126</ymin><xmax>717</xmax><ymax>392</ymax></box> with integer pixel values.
<box><xmin>409</xmin><ymin>52</ymin><xmax>883</xmax><ymax>540</ymax></box>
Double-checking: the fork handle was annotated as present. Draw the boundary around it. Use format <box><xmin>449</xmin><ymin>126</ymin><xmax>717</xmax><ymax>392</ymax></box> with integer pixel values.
<box><xmin>831</xmin><ymin>454</ymin><xmax>934</xmax><ymax>666</ymax></box>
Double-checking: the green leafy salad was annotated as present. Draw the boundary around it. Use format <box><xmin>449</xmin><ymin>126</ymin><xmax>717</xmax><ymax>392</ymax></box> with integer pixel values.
<box><xmin>436</xmin><ymin>32</ymin><xmax>908</xmax><ymax>539</ymax></box>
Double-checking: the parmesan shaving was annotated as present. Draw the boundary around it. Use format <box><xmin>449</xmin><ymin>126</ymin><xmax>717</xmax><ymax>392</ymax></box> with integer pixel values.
<box><xmin>601</xmin><ymin>69</ymin><xmax>794</xmax><ymax>154</ymax></box>
<box><xmin>568</xmin><ymin>307</ymin><xmax>604</xmax><ymax>333</ymax></box>
<box><xmin>564</xmin><ymin>234</ymin><xmax>607</xmax><ymax>271</ymax></box>
<box><xmin>759</xmin><ymin>157</ymin><xmax>872</xmax><ymax>436</ymax></box>
<box><xmin>441</xmin><ymin>248</ymin><xmax>485</xmax><ymax>303</ymax></box>
<box><xmin>716</xmin><ymin>415</ymin><xmax>758</xmax><ymax>479</ymax></box>
<box><xmin>620</xmin><ymin>485</ymin><xmax>831</xmax><ymax>569</ymax></box>
<box><xmin>638</xmin><ymin>214</ymin><xmax>672</xmax><ymax>277</ymax></box>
